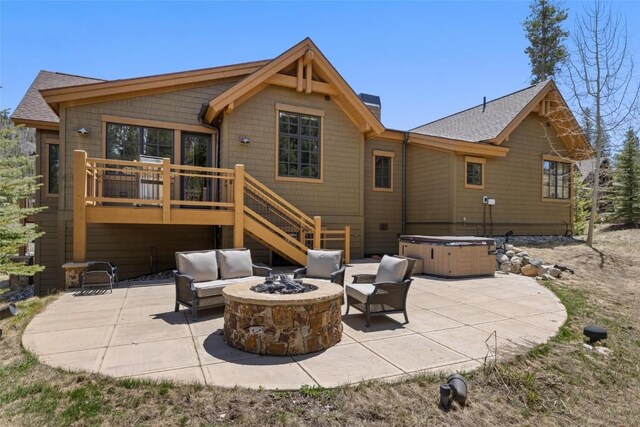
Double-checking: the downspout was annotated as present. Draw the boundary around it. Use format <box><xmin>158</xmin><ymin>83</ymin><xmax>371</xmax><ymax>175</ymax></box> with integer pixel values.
<box><xmin>402</xmin><ymin>132</ymin><xmax>409</xmax><ymax>235</ymax></box>
<box><xmin>198</xmin><ymin>104</ymin><xmax>222</xmax><ymax>248</ymax></box>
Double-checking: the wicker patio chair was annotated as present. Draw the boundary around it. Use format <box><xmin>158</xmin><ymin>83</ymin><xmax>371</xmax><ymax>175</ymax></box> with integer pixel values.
<box><xmin>81</xmin><ymin>261</ymin><xmax>117</xmax><ymax>295</ymax></box>
<box><xmin>293</xmin><ymin>249</ymin><xmax>346</xmax><ymax>286</ymax></box>
<box><xmin>345</xmin><ymin>256</ymin><xmax>415</xmax><ymax>327</ymax></box>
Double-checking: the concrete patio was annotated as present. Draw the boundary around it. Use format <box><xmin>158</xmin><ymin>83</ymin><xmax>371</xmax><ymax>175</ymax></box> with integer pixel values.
<box><xmin>23</xmin><ymin>261</ymin><xmax>566</xmax><ymax>390</ymax></box>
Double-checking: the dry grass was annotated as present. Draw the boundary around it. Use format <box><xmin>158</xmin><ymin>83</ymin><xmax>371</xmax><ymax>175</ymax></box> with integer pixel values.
<box><xmin>1</xmin><ymin>228</ymin><xmax>640</xmax><ymax>426</ymax></box>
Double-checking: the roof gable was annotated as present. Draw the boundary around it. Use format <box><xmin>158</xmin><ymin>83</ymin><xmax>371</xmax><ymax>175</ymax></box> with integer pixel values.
<box><xmin>203</xmin><ymin>38</ymin><xmax>384</xmax><ymax>135</ymax></box>
<box><xmin>411</xmin><ymin>80</ymin><xmax>592</xmax><ymax>159</ymax></box>
<box><xmin>11</xmin><ymin>71</ymin><xmax>104</xmax><ymax>129</ymax></box>
<box><xmin>40</xmin><ymin>60</ymin><xmax>269</xmax><ymax>113</ymax></box>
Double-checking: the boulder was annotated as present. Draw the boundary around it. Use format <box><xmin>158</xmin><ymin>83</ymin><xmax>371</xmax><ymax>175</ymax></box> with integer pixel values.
<box><xmin>538</xmin><ymin>265</ymin><xmax>550</xmax><ymax>276</ymax></box>
<box><xmin>521</xmin><ymin>264</ymin><xmax>539</xmax><ymax>277</ymax></box>
<box><xmin>522</xmin><ymin>256</ymin><xmax>530</xmax><ymax>266</ymax></box>
<box><xmin>529</xmin><ymin>258</ymin><xmax>543</xmax><ymax>267</ymax></box>
<box><xmin>511</xmin><ymin>256</ymin><xmax>522</xmax><ymax>265</ymax></box>
<box><xmin>510</xmin><ymin>261</ymin><xmax>522</xmax><ymax>274</ymax></box>
<box><xmin>516</xmin><ymin>251</ymin><xmax>529</xmax><ymax>257</ymax></box>
<box><xmin>499</xmin><ymin>262</ymin><xmax>512</xmax><ymax>273</ymax></box>
<box><xmin>506</xmin><ymin>250</ymin><xmax>515</xmax><ymax>257</ymax></box>
<box><xmin>496</xmin><ymin>254</ymin><xmax>509</xmax><ymax>264</ymax></box>
<box><xmin>505</xmin><ymin>244</ymin><xmax>514</xmax><ymax>251</ymax></box>
<box><xmin>511</xmin><ymin>247</ymin><xmax>523</xmax><ymax>253</ymax></box>
<box><xmin>547</xmin><ymin>267</ymin><xmax>561</xmax><ymax>278</ymax></box>
<box><xmin>542</xmin><ymin>273</ymin><xmax>555</xmax><ymax>281</ymax></box>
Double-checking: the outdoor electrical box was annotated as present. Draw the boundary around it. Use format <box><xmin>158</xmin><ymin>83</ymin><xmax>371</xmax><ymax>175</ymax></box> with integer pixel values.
<box><xmin>487</xmin><ymin>198</ymin><xmax>496</xmax><ymax>206</ymax></box>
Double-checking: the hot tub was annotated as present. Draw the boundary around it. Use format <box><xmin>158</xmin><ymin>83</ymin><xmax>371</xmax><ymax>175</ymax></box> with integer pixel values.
<box><xmin>399</xmin><ymin>235</ymin><xmax>496</xmax><ymax>278</ymax></box>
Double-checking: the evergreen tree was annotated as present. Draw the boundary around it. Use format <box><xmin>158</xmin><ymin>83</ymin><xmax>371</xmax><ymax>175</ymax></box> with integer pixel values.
<box><xmin>0</xmin><ymin>118</ymin><xmax>45</xmax><ymax>276</ymax></box>
<box><xmin>609</xmin><ymin>128</ymin><xmax>640</xmax><ymax>225</ymax></box>
<box><xmin>524</xmin><ymin>0</ymin><xmax>569</xmax><ymax>84</ymax></box>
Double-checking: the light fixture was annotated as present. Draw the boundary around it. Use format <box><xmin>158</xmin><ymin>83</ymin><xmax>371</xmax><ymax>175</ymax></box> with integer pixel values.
<box><xmin>77</xmin><ymin>127</ymin><xmax>90</xmax><ymax>135</ymax></box>
<box><xmin>240</xmin><ymin>136</ymin><xmax>250</xmax><ymax>144</ymax></box>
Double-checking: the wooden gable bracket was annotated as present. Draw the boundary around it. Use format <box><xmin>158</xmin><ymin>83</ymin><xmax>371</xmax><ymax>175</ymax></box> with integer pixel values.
<box><xmin>265</xmin><ymin>73</ymin><xmax>338</xmax><ymax>96</ymax></box>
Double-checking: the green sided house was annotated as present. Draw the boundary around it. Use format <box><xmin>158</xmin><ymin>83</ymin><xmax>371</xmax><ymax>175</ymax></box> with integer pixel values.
<box><xmin>11</xmin><ymin>38</ymin><xmax>592</xmax><ymax>294</ymax></box>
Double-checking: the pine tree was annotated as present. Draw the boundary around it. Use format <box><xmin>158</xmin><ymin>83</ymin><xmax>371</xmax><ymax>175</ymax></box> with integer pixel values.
<box><xmin>610</xmin><ymin>128</ymin><xmax>640</xmax><ymax>225</ymax></box>
<box><xmin>524</xmin><ymin>0</ymin><xmax>569</xmax><ymax>84</ymax></box>
<box><xmin>0</xmin><ymin>118</ymin><xmax>45</xmax><ymax>276</ymax></box>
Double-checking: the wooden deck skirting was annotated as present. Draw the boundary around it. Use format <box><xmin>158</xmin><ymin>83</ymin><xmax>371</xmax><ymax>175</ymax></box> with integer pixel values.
<box><xmin>72</xmin><ymin>150</ymin><xmax>350</xmax><ymax>264</ymax></box>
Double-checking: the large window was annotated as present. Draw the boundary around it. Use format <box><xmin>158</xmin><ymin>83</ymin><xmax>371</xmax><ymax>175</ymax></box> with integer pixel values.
<box><xmin>106</xmin><ymin>123</ymin><xmax>173</xmax><ymax>161</ymax></box>
<box><xmin>543</xmin><ymin>159</ymin><xmax>571</xmax><ymax>199</ymax></box>
<box><xmin>464</xmin><ymin>156</ymin><xmax>485</xmax><ymax>189</ymax></box>
<box><xmin>373</xmin><ymin>150</ymin><xmax>394</xmax><ymax>191</ymax></box>
<box><xmin>46</xmin><ymin>141</ymin><xmax>59</xmax><ymax>195</ymax></box>
<box><xmin>277</xmin><ymin>110</ymin><xmax>321</xmax><ymax>180</ymax></box>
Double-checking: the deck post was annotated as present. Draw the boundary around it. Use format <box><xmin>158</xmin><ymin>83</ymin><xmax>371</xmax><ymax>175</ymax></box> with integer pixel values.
<box><xmin>344</xmin><ymin>225</ymin><xmax>351</xmax><ymax>264</ymax></box>
<box><xmin>73</xmin><ymin>150</ymin><xmax>87</xmax><ymax>262</ymax></box>
<box><xmin>233</xmin><ymin>164</ymin><xmax>245</xmax><ymax>248</ymax></box>
<box><xmin>162</xmin><ymin>158</ymin><xmax>171</xmax><ymax>224</ymax></box>
<box><xmin>313</xmin><ymin>216</ymin><xmax>321</xmax><ymax>249</ymax></box>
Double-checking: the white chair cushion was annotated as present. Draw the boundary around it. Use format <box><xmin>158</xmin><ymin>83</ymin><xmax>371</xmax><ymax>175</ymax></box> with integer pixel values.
<box><xmin>217</xmin><ymin>249</ymin><xmax>253</xmax><ymax>279</ymax></box>
<box><xmin>345</xmin><ymin>282</ymin><xmax>376</xmax><ymax>303</ymax></box>
<box><xmin>375</xmin><ymin>255</ymin><xmax>408</xmax><ymax>284</ymax></box>
<box><xmin>176</xmin><ymin>250</ymin><xmax>218</xmax><ymax>282</ymax></box>
<box><xmin>306</xmin><ymin>250</ymin><xmax>341</xmax><ymax>279</ymax></box>
<box><xmin>193</xmin><ymin>276</ymin><xmax>264</xmax><ymax>298</ymax></box>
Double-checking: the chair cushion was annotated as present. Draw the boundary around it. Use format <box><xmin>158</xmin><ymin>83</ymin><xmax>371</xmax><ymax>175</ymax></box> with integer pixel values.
<box><xmin>82</xmin><ymin>271</ymin><xmax>112</xmax><ymax>285</ymax></box>
<box><xmin>306</xmin><ymin>250</ymin><xmax>341</xmax><ymax>279</ymax></box>
<box><xmin>193</xmin><ymin>276</ymin><xmax>264</xmax><ymax>298</ymax></box>
<box><xmin>346</xmin><ymin>282</ymin><xmax>376</xmax><ymax>303</ymax></box>
<box><xmin>176</xmin><ymin>250</ymin><xmax>218</xmax><ymax>282</ymax></box>
<box><xmin>217</xmin><ymin>249</ymin><xmax>253</xmax><ymax>279</ymax></box>
<box><xmin>375</xmin><ymin>255</ymin><xmax>408</xmax><ymax>284</ymax></box>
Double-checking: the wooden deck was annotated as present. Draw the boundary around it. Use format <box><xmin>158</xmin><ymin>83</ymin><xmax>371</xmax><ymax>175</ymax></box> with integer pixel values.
<box><xmin>72</xmin><ymin>150</ymin><xmax>349</xmax><ymax>265</ymax></box>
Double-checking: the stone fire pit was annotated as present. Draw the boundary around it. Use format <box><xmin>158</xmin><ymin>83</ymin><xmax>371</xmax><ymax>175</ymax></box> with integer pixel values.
<box><xmin>223</xmin><ymin>278</ymin><xmax>343</xmax><ymax>356</ymax></box>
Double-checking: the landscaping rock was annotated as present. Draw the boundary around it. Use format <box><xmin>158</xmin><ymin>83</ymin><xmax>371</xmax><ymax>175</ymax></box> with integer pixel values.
<box><xmin>499</xmin><ymin>262</ymin><xmax>512</xmax><ymax>273</ymax></box>
<box><xmin>505</xmin><ymin>244</ymin><xmax>514</xmax><ymax>251</ymax></box>
<box><xmin>506</xmin><ymin>250</ymin><xmax>515</xmax><ymax>257</ymax></box>
<box><xmin>511</xmin><ymin>247</ymin><xmax>523</xmax><ymax>253</ymax></box>
<box><xmin>496</xmin><ymin>254</ymin><xmax>509</xmax><ymax>264</ymax></box>
<box><xmin>516</xmin><ymin>251</ymin><xmax>529</xmax><ymax>257</ymax></box>
<box><xmin>542</xmin><ymin>273</ymin><xmax>555</xmax><ymax>281</ymax></box>
<box><xmin>521</xmin><ymin>264</ymin><xmax>539</xmax><ymax>277</ymax></box>
<box><xmin>529</xmin><ymin>258</ymin><xmax>543</xmax><ymax>267</ymax></box>
<box><xmin>538</xmin><ymin>265</ymin><xmax>550</xmax><ymax>276</ymax></box>
<box><xmin>510</xmin><ymin>261</ymin><xmax>522</xmax><ymax>274</ymax></box>
<box><xmin>511</xmin><ymin>256</ymin><xmax>522</xmax><ymax>265</ymax></box>
<box><xmin>522</xmin><ymin>256</ymin><xmax>530</xmax><ymax>266</ymax></box>
<box><xmin>548</xmin><ymin>267</ymin><xmax>561</xmax><ymax>278</ymax></box>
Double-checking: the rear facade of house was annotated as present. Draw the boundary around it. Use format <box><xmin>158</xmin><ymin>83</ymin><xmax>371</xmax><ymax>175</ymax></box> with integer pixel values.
<box><xmin>12</xmin><ymin>39</ymin><xmax>590</xmax><ymax>295</ymax></box>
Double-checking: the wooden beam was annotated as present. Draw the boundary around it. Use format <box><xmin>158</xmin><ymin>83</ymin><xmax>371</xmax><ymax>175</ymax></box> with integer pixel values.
<box><xmin>73</xmin><ymin>150</ymin><xmax>87</xmax><ymax>262</ymax></box>
<box><xmin>344</xmin><ymin>225</ymin><xmax>351</xmax><ymax>264</ymax></box>
<box><xmin>313</xmin><ymin>216</ymin><xmax>321</xmax><ymax>249</ymax></box>
<box><xmin>305</xmin><ymin>62</ymin><xmax>313</xmax><ymax>94</ymax></box>
<box><xmin>303</xmin><ymin>49</ymin><xmax>315</xmax><ymax>66</ymax></box>
<box><xmin>162</xmin><ymin>158</ymin><xmax>171</xmax><ymax>224</ymax></box>
<box><xmin>265</xmin><ymin>74</ymin><xmax>338</xmax><ymax>96</ymax></box>
<box><xmin>85</xmin><ymin>206</ymin><xmax>234</xmax><ymax>225</ymax></box>
<box><xmin>233</xmin><ymin>164</ymin><xmax>245</xmax><ymax>248</ymax></box>
<box><xmin>296</xmin><ymin>58</ymin><xmax>304</xmax><ymax>92</ymax></box>
<box><xmin>226</xmin><ymin>101</ymin><xmax>235</xmax><ymax>113</ymax></box>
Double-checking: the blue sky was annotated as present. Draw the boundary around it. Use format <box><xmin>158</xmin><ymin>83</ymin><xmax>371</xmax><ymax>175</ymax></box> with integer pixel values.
<box><xmin>1</xmin><ymin>1</ymin><xmax>639</xmax><ymax>130</ymax></box>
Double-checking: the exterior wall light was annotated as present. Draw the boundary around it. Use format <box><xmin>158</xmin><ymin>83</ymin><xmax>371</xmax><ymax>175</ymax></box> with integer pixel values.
<box><xmin>77</xmin><ymin>128</ymin><xmax>90</xmax><ymax>135</ymax></box>
<box><xmin>240</xmin><ymin>137</ymin><xmax>250</xmax><ymax>144</ymax></box>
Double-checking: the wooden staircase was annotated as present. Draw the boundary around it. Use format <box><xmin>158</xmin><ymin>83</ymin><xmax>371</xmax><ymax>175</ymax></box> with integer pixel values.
<box><xmin>74</xmin><ymin>151</ymin><xmax>350</xmax><ymax>265</ymax></box>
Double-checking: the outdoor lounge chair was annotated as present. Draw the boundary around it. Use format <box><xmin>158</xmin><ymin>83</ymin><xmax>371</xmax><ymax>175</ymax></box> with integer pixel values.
<box><xmin>80</xmin><ymin>261</ymin><xmax>117</xmax><ymax>295</ymax></box>
<box><xmin>174</xmin><ymin>248</ymin><xmax>272</xmax><ymax>321</ymax></box>
<box><xmin>292</xmin><ymin>249</ymin><xmax>346</xmax><ymax>286</ymax></box>
<box><xmin>345</xmin><ymin>255</ymin><xmax>415</xmax><ymax>327</ymax></box>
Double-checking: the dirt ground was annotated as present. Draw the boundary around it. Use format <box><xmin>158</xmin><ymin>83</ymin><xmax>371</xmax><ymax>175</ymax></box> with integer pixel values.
<box><xmin>1</xmin><ymin>227</ymin><xmax>639</xmax><ymax>426</ymax></box>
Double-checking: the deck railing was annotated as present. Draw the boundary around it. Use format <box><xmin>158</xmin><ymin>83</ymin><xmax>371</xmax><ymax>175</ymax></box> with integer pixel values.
<box><xmin>74</xmin><ymin>150</ymin><xmax>350</xmax><ymax>263</ymax></box>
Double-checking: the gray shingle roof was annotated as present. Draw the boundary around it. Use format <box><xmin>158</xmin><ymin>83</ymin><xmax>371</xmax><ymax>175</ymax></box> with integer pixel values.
<box><xmin>411</xmin><ymin>80</ymin><xmax>550</xmax><ymax>142</ymax></box>
<box><xmin>11</xmin><ymin>71</ymin><xmax>104</xmax><ymax>124</ymax></box>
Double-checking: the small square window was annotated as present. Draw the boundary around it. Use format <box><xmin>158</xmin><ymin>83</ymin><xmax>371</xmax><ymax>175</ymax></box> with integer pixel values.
<box><xmin>464</xmin><ymin>156</ymin><xmax>485</xmax><ymax>189</ymax></box>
